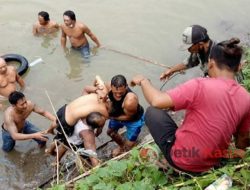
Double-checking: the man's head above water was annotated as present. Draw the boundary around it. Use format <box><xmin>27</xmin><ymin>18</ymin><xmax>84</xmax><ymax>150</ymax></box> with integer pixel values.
<box><xmin>110</xmin><ymin>75</ymin><xmax>128</xmax><ymax>101</ymax></box>
<box><xmin>181</xmin><ymin>25</ymin><xmax>210</xmax><ymax>53</ymax></box>
<box><xmin>63</xmin><ymin>10</ymin><xmax>76</xmax><ymax>28</ymax></box>
<box><xmin>38</xmin><ymin>11</ymin><xmax>50</xmax><ymax>25</ymax></box>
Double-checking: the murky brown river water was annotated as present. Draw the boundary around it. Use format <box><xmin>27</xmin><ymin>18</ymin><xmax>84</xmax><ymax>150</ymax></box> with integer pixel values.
<box><xmin>0</xmin><ymin>0</ymin><xmax>250</xmax><ymax>189</ymax></box>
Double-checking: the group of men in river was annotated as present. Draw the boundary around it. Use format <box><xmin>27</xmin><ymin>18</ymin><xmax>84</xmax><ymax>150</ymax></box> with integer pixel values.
<box><xmin>0</xmin><ymin>10</ymin><xmax>249</xmax><ymax>174</ymax></box>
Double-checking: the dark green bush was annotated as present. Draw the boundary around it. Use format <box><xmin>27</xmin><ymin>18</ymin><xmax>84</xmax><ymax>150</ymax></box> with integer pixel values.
<box><xmin>242</xmin><ymin>47</ymin><xmax>250</xmax><ymax>92</ymax></box>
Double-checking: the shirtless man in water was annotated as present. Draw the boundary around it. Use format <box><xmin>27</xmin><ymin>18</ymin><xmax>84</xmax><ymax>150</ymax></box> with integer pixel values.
<box><xmin>2</xmin><ymin>91</ymin><xmax>56</xmax><ymax>152</ymax></box>
<box><xmin>61</xmin><ymin>10</ymin><xmax>101</xmax><ymax>59</ymax></box>
<box><xmin>0</xmin><ymin>58</ymin><xmax>25</xmax><ymax>109</ymax></box>
<box><xmin>33</xmin><ymin>11</ymin><xmax>59</xmax><ymax>35</ymax></box>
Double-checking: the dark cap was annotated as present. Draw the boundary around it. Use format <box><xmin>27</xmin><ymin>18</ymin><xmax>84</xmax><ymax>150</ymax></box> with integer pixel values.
<box><xmin>180</xmin><ymin>25</ymin><xmax>209</xmax><ymax>50</ymax></box>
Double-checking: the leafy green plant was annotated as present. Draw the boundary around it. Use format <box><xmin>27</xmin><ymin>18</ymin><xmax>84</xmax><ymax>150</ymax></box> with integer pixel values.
<box><xmin>73</xmin><ymin>147</ymin><xmax>250</xmax><ymax>190</ymax></box>
<box><xmin>47</xmin><ymin>144</ymin><xmax>250</xmax><ymax>190</ymax></box>
<box><xmin>242</xmin><ymin>46</ymin><xmax>250</xmax><ymax>92</ymax></box>
<box><xmin>75</xmin><ymin>148</ymin><xmax>168</xmax><ymax>190</ymax></box>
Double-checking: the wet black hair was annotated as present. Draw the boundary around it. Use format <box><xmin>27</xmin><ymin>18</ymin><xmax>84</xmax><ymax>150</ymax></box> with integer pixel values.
<box><xmin>63</xmin><ymin>10</ymin><xmax>76</xmax><ymax>21</ymax></box>
<box><xmin>9</xmin><ymin>91</ymin><xmax>25</xmax><ymax>105</ymax></box>
<box><xmin>86</xmin><ymin>112</ymin><xmax>104</xmax><ymax>129</ymax></box>
<box><xmin>38</xmin><ymin>11</ymin><xmax>50</xmax><ymax>21</ymax></box>
<box><xmin>111</xmin><ymin>74</ymin><xmax>127</xmax><ymax>88</ymax></box>
<box><xmin>209</xmin><ymin>38</ymin><xmax>242</xmax><ymax>72</ymax></box>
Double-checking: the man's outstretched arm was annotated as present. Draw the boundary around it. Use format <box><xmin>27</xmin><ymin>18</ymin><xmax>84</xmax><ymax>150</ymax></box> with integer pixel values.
<box><xmin>4</xmin><ymin>112</ymin><xmax>47</xmax><ymax>141</ymax></box>
<box><xmin>33</xmin><ymin>104</ymin><xmax>56</xmax><ymax>121</ymax></box>
<box><xmin>130</xmin><ymin>75</ymin><xmax>174</xmax><ymax>109</ymax></box>
<box><xmin>85</xmin><ymin>26</ymin><xmax>100</xmax><ymax>48</ymax></box>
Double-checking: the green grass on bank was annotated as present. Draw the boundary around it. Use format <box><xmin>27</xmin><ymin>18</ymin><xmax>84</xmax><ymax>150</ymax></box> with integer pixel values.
<box><xmin>242</xmin><ymin>46</ymin><xmax>250</xmax><ymax>91</ymax></box>
<box><xmin>48</xmin><ymin>147</ymin><xmax>250</xmax><ymax>190</ymax></box>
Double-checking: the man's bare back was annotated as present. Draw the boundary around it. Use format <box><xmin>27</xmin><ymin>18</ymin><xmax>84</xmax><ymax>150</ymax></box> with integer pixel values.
<box><xmin>65</xmin><ymin>93</ymin><xmax>109</xmax><ymax>126</ymax></box>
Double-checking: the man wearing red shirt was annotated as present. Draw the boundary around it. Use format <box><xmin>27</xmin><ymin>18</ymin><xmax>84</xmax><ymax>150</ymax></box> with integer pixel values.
<box><xmin>131</xmin><ymin>38</ymin><xmax>250</xmax><ymax>173</ymax></box>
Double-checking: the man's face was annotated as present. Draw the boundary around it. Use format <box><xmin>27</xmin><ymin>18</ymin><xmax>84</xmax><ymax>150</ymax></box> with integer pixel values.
<box><xmin>15</xmin><ymin>98</ymin><xmax>28</xmax><ymax>111</ymax></box>
<box><xmin>0</xmin><ymin>59</ymin><xmax>7</xmax><ymax>74</ymax></box>
<box><xmin>188</xmin><ymin>43</ymin><xmax>201</xmax><ymax>53</ymax></box>
<box><xmin>63</xmin><ymin>15</ymin><xmax>74</xmax><ymax>28</ymax></box>
<box><xmin>38</xmin><ymin>16</ymin><xmax>46</xmax><ymax>25</ymax></box>
<box><xmin>111</xmin><ymin>85</ymin><xmax>127</xmax><ymax>101</ymax></box>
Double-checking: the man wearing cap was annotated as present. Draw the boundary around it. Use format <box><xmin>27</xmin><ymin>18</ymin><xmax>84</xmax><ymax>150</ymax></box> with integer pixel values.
<box><xmin>160</xmin><ymin>25</ymin><xmax>215</xmax><ymax>81</ymax></box>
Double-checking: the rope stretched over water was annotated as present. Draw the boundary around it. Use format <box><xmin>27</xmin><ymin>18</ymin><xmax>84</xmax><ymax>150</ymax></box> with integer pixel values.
<box><xmin>100</xmin><ymin>46</ymin><xmax>170</xmax><ymax>68</ymax></box>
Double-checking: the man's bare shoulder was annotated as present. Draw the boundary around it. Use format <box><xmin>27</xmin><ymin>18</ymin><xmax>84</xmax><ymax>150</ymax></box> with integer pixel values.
<box><xmin>27</xmin><ymin>100</ymin><xmax>35</xmax><ymax>109</ymax></box>
<box><xmin>124</xmin><ymin>92</ymin><xmax>139</xmax><ymax>106</ymax></box>
<box><xmin>3</xmin><ymin>106</ymin><xmax>15</xmax><ymax>125</ymax></box>
<box><xmin>50</xmin><ymin>20</ymin><xmax>57</xmax><ymax>25</ymax></box>
<box><xmin>126</xmin><ymin>92</ymin><xmax>138</xmax><ymax>99</ymax></box>
<box><xmin>49</xmin><ymin>20</ymin><xmax>59</xmax><ymax>27</ymax></box>
<box><xmin>76</xmin><ymin>22</ymin><xmax>88</xmax><ymax>30</ymax></box>
<box><xmin>3</xmin><ymin>108</ymin><xmax>14</xmax><ymax>128</ymax></box>
<box><xmin>60</xmin><ymin>23</ymin><xmax>67</xmax><ymax>30</ymax></box>
<box><xmin>4</xmin><ymin>106</ymin><xmax>14</xmax><ymax>117</ymax></box>
<box><xmin>33</xmin><ymin>21</ymin><xmax>40</xmax><ymax>28</ymax></box>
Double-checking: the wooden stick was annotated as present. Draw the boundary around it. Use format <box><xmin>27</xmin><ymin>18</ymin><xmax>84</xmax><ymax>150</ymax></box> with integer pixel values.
<box><xmin>55</xmin><ymin>140</ymin><xmax>60</xmax><ymax>184</ymax></box>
